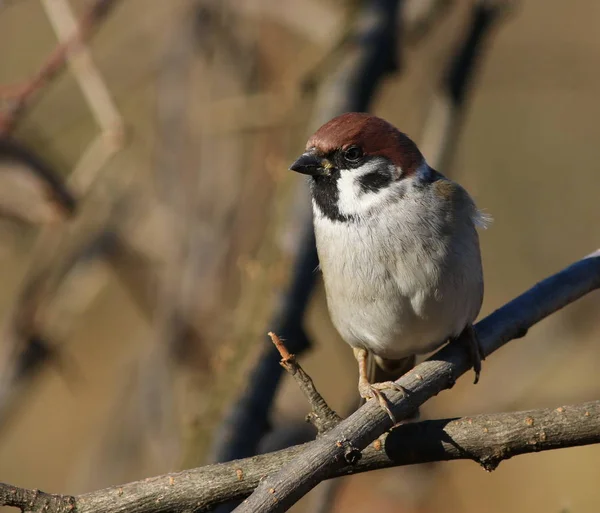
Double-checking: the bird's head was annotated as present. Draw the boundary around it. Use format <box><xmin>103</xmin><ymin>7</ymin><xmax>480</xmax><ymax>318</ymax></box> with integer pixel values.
<box><xmin>290</xmin><ymin>113</ymin><xmax>427</xmax><ymax>221</ymax></box>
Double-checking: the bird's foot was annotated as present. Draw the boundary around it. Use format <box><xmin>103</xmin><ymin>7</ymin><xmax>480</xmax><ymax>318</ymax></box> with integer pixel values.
<box><xmin>358</xmin><ymin>380</ymin><xmax>406</xmax><ymax>424</ymax></box>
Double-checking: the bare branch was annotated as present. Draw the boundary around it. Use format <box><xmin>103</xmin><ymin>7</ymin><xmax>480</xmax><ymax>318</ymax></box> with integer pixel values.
<box><xmin>268</xmin><ymin>332</ymin><xmax>341</xmax><ymax>434</ymax></box>
<box><xmin>0</xmin><ymin>484</ymin><xmax>75</xmax><ymax>512</ymax></box>
<box><xmin>235</xmin><ymin>249</ymin><xmax>600</xmax><ymax>512</ymax></box>
<box><xmin>2</xmin><ymin>399</ymin><xmax>600</xmax><ymax>513</ymax></box>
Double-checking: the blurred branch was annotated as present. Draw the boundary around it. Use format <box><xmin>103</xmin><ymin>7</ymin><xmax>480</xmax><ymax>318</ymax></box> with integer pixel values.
<box><xmin>39</xmin><ymin>0</ymin><xmax>125</xmax><ymax>196</ymax></box>
<box><xmin>0</xmin><ymin>137</ymin><xmax>76</xmax><ymax>221</ymax></box>
<box><xmin>235</xmin><ymin>248</ymin><xmax>600</xmax><ymax>512</ymax></box>
<box><xmin>420</xmin><ymin>0</ymin><xmax>513</xmax><ymax>170</ymax></box>
<box><xmin>403</xmin><ymin>0</ymin><xmax>454</xmax><ymax>45</ymax></box>
<box><xmin>0</xmin><ymin>0</ymin><xmax>121</xmax><ymax>136</ymax></box>
<box><xmin>0</xmin><ymin>198</ymin><xmax>115</xmax><ymax>431</ymax></box>
<box><xmin>0</xmin><ymin>140</ymin><xmax>78</xmax><ymax>431</ymax></box>
<box><xmin>301</xmin><ymin>0</ymin><xmax>457</xmax><ymax>93</ymax></box>
<box><xmin>0</xmin><ymin>0</ymin><xmax>125</xmax><ymax>430</ymax></box>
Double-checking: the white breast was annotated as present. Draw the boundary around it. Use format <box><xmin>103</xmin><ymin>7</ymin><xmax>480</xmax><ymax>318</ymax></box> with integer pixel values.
<box><xmin>313</xmin><ymin>179</ymin><xmax>484</xmax><ymax>360</ymax></box>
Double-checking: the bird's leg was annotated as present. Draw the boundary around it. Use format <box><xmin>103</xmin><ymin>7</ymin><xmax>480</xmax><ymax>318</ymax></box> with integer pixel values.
<box><xmin>353</xmin><ymin>347</ymin><xmax>406</xmax><ymax>423</ymax></box>
<box><xmin>453</xmin><ymin>324</ymin><xmax>485</xmax><ymax>384</ymax></box>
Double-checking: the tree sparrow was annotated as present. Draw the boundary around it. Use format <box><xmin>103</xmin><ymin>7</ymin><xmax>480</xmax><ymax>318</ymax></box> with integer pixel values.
<box><xmin>290</xmin><ymin>113</ymin><xmax>488</xmax><ymax>420</ymax></box>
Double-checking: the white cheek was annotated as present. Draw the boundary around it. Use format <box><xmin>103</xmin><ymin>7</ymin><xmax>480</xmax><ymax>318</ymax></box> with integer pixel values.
<box><xmin>336</xmin><ymin>170</ymin><xmax>362</xmax><ymax>215</ymax></box>
<box><xmin>336</xmin><ymin>161</ymin><xmax>398</xmax><ymax>217</ymax></box>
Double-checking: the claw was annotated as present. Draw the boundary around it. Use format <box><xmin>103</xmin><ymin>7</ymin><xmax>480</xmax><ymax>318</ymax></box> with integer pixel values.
<box><xmin>359</xmin><ymin>381</ymin><xmax>406</xmax><ymax>424</ymax></box>
<box><xmin>371</xmin><ymin>380</ymin><xmax>407</xmax><ymax>394</ymax></box>
<box><xmin>353</xmin><ymin>347</ymin><xmax>407</xmax><ymax>423</ymax></box>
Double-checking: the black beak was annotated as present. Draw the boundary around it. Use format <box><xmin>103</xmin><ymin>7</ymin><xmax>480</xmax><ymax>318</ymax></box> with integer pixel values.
<box><xmin>289</xmin><ymin>152</ymin><xmax>330</xmax><ymax>176</ymax></box>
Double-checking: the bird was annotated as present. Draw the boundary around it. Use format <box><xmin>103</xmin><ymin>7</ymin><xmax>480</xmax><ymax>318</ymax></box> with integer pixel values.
<box><xmin>289</xmin><ymin>112</ymin><xmax>489</xmax><ymax>421</ymax></box>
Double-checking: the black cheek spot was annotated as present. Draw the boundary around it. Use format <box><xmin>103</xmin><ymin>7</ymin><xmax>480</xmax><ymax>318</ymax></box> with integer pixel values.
<box><xmin>357</xmin><ymin>172</ymin><xmax>391</xmax><ymax>194</ymax></box>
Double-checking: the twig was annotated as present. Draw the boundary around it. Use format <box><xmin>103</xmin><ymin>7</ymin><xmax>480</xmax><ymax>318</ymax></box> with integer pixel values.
<box><xmin>2</xmin><ymin>399</ymin><xmax>600</xmax><ymax>512</ymax></box>
<box><xmin>268</xmin><ymin>332</ymin><xmax>341</xmax><ymax>434</ymax></box>
<box><xmin>0</xmin><ymin>0</ymin><xmax>120</xmax><ymax>135</ymax></box>
<box><xmin>40</xmin><ymin>0</ymin><xmax>122</xmax><ymax>133</ymax></box>
<box><xmin>234</xmin><ymin>249</ymin><xmax>600</xmax><ymax>512</ymax></box>
<box><xmin>39</xmin><ymin>0</ymin><xmax>125</xmax><ymax>196</ymax></box>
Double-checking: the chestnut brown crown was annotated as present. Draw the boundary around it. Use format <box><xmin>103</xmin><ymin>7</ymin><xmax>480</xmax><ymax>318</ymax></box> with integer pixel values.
<box><xmin>306</xmin><ymin>112</ymin><xmax>423</xmax><ymax>174</ymax></box>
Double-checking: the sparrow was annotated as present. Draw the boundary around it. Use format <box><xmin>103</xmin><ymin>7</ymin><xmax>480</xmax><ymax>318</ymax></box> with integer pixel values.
<box><xmin>289</xmin><ymin>113</ymin><xmax>488</xmax><ymax>420</ymax></box>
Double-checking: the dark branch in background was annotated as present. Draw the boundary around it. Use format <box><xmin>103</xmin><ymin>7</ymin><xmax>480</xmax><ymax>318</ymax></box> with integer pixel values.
<box><xmin>210</xmin><ymin>221</ymin><xmax>319</xmax><ymax>469</ymax></box>
<box><xmin>0</xmin><ymin>139</ymin><xmax>77</xmax><ymax>432</ymax></box>
<box><xmin>1</xmin><ymin>251</ymin><xmax>600</xmax><ymax>512</ymax></box>
<box><xmin>444</xmin><ymin>1</ymin><xmax>508</xmax><ymax>107</ymax></box>
<box><xmin>210</xmin><ymin>2</ymin><xmax>403</xmax><ymax>503</ymax></box>
<box><xmin>420</xmin><ymin>0</ymin><xmax>513</xmax><ymax>170</ymax></box>
<box><xmin>235</xmin><ymin>249</ymin><xmax>600</xmax><ymax>512</ymax></box>
<box><xmin>0</xmin><ymin>0</ymin><xmax>121</xmax><ymax>135</ymax></box>
<box><xmin>0</xmin><ymin>138</ymin><xmax>76</xmax><ymax>214</ymax></box>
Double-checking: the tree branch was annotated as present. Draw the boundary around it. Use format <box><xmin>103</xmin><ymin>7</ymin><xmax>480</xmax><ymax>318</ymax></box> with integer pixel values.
<box><xmin>1</xmin><ymin>250</ymin><xmax>599</xmax><ymax>513</ymax></box>
<box><xmin>2</xmin><ymin>400</ymin><xmax>600</xmax><ymax>513</ymax></box>
<box><xmin>0</xmin><ymin>484</ymin><xmax>75</xmax><ymax>512</ymax></box>
<box><xmin>235</xmin><ymin>249</ymin><xmax>600</xmax><ymax>512</ymax></box>
<box><xmin>268</xmin><ymin>332</ymin><xmax>341</xmax><ymax>434</ymax></box>
<box><xmin>0</xmin><ymin>137</ymin><xmax>76</xmax><ymax>217</ymax></box>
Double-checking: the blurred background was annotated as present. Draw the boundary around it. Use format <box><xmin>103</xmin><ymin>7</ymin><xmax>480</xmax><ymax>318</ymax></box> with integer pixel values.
<box><xmin>0</xmin><ymin>0</ymin><xmax>599</xmax><ymax>512</ymax></box>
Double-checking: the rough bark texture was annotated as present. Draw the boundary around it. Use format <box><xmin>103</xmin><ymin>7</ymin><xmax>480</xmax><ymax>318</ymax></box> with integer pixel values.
<box><xmin>1</xmin><ymin>401</ymin><xmax>600</xmax><ymax>512</ymax></box>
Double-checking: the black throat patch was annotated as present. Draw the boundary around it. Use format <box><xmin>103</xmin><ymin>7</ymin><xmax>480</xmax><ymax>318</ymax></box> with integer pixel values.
<box><xmin>309</xmin><ymin>173</ymin><xmax>354</xmax><ymax>223</ymax></box>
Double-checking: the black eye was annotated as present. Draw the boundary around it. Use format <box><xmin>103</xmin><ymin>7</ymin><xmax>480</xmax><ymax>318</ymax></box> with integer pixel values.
<box><xmin>343</xmin><ymin>146</ymin><xmax>363</xmax><ymax>163</ymax></box>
